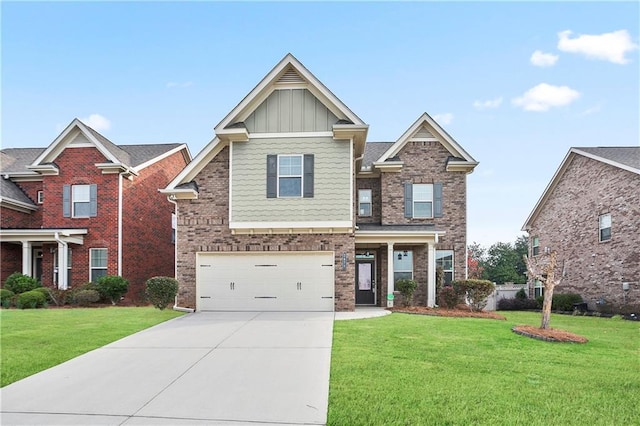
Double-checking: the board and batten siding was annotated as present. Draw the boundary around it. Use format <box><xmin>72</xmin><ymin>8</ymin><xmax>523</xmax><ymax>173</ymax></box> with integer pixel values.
<box><xmin>244</xmin><ymin>89</ymin><xmax>339</xmax><ymax>133</ymax></box>
<box><xmin>231</xmin><ymin>137</ymin><xmax>351</xmax><ymax>222</ymax></box>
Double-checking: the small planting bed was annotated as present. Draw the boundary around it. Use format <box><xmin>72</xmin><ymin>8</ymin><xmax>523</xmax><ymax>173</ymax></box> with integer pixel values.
<box><xmin>389</xmin><ymin>305</ymin><xmax>506</xmax><ymax>320</ymax></box>
<box><xmin>512</xmin><ymin>324</ymin><xmax>588</xmax><ymax>343</ymax></box>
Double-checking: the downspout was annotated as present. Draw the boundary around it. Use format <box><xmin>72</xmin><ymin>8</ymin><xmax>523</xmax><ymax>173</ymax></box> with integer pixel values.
<box><xmin>117</xmin><ymin>174</ymin><xmax>123</xmax><ymax>276</ymax></box>
<box><xmin>167</xmin><ymin>196</ymin><xmax>194</xmax><ymax>313</ymax></box>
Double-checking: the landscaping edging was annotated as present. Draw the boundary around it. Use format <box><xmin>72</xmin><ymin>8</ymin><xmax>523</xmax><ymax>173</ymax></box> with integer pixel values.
<box><xmin>512</xmin><ymin>325</ymin><xmax>588</xmax><ymax>343</ymax></box>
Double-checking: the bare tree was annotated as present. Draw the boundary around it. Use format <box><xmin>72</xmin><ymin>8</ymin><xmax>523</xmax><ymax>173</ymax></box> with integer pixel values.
<box><xmin>523</xmin><ymin>250</ymin><xmax>562</xmax><ymax>329</ymax></box>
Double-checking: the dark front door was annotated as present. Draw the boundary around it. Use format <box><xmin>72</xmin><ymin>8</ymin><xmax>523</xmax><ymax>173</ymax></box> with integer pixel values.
<box><xmin>355</xmin><ymin>260</ymin><xmax>375</xmax><ymax>305</ymax></box>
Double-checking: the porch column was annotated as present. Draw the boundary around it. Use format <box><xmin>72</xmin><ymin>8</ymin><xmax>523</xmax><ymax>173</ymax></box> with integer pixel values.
<box><xmin>387</xmin><ymin>242</ymin><xmax>394</xmax><ymax>307</ymax></box>
<box><xmin>21</xmin><ymin>241</ymin><xmax>32</xmax><ymax>276</ymax></box>
<box><xmin>57</xmin><ymin>241</ymin><xmax>68</xmax><ymax>290</ymax></box>
<box><xmin>427</xmin><ymin>242</ymin><xmax>436</xmax><ymax>307</ymax></box>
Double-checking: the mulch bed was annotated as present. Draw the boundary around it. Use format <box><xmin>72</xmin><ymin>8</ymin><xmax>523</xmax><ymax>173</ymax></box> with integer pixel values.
<box><xmin>512</xmin><ymin>325</ymin><xmax>588</xmax><ymax>343</ymax></box>
<box><xmin>390</xmin><ymin>305</ymin><xmax>506</xmax><ymax>320</ymax></box>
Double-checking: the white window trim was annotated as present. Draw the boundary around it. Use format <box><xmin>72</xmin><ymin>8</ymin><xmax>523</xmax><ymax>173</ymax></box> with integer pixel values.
<box><xmin>358</xmin><ymin>189</ymin><xmax>372</xmax><ymax>217</ymax></box>
<box><xmin>532</xmin><ymin>237</ymin><xmax>540</xmax><ymax>256</ymax></box>
<box><xmin>413</xmin><ymin>183</ymin><xmax>433</xmax><ymax>219</ymax></box>
<box><xmin>37</xmin><ymin>191</ymin><xmax>44</xmax><ymax>204</ymax></box>
<box><xmin>436</xmin><ymin>250</ymin><xmax>454</xmax><ymax>284</ymax></box>
<box><xmin>534</xmin><ymin>279</ymin><xmax>544</xmax><ymax>298</ymax></box>
<box><xmin>72</xmin><ymin>184</ymin><xmax>91</xmax><ymax>218</ymax></box>
<box><xmin>89</xmin><ymin>248</ymin><xmax>108</xmax><ymax>281</ymax></box>
<box><xmin>599</xmin><ymin>214</ymin><xmax>611</xmax><ymax>242</ymax></box>
<box><xmin>277</xmin><ymin>154</ymin><xmax>303</xmax><ymax>198</ymax></box>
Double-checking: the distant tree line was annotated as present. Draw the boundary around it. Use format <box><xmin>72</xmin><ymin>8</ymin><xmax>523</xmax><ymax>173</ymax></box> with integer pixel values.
<box><xmin>467</xmin><ymin>235</ymin><xmax>528</xmax><ymax>284</ymax></box>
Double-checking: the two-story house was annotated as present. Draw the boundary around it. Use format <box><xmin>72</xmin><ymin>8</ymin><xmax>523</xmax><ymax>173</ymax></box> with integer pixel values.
<box><xmin>162</xmin><ymin>54</ymin><xmax>477</xmax><ymax>312</ymax></box>
<box><xmin>522</xmin><ymin>147</ymin><xmax>639</xmax><ymax>313</ymax></box>
<box><xmin>0</xmin><ymin>119</ymin><xmax>191</xmax><ymax>299</ymax></box>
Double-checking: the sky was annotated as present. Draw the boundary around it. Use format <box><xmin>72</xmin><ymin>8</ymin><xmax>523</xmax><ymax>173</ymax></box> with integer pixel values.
<box><xmin>2</xmin><ymin>1</ymin><xmax>638</xmax><ymax>248</ymax></box>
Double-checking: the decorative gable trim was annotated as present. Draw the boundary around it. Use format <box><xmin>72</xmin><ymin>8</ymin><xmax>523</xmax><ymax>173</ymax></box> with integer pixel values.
<box><xmin>162</xmin><ymin>137</ymin><xmax>226</xmax><ymax>193</ymax></box>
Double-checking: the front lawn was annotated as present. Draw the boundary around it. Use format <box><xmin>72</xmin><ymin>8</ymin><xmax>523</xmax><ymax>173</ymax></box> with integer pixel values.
<box><xmin>328</xmin><ymin>311</ymin><xmax>639</xmax><ymax>425</ymax></box>
<box><xmin>0</xmin><ymin>307</ymin><xmax>183</xmax><ymax>387</ymax></box>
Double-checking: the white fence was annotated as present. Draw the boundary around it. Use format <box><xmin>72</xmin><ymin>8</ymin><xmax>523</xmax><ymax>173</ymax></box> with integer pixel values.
<box><xmin>484</xmin><ymin>283</ymin><xmax>527</xmax><ymax>311</ymax></box>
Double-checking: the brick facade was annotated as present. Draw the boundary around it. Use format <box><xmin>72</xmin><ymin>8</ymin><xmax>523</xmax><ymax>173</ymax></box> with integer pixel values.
<box><xmin>527</xmin><ymin>154</ymin><xmax>640</xmax><ymax>313</ymax></box>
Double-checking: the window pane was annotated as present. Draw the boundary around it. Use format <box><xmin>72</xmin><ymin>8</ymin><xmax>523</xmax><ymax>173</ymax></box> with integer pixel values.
<box><xmin>359</xmin><ymin>190</ymin><xmax>371</xmax><ymax>203</ymax></box>
<box><xmin>91</xmin><ymin>269</ymin><xmax>107</xmax><ymax>282</ymax></box>
<box><xmin>413</xmin><ymin>202</ymin><xmax>432</xmax><ymax>218</ymax></box>
<box><xmin>279</xmin><ymin>156</ymin><xmax>301</xmax><ymax>176</ymax></box>
<box><xmin>359</xmin><ymin>204</ymin><xmax>371</xmax><ymax>216</ymax></box>
<box><xmin>394</xmin><ymin>272</ymin><xmax>413</xmax><ymax>283</ymax></box>
<box><xmin>279</xmin><ymin>177</ymin><xmax>301</xmax><ymax>197</ymax></box>
<box><xmin>72</xmin><ymin>185</ymin><xmax>90</xmax><ymax>202</ymax></box>
<box><xmin>74</xmin><ymin>202</ymin><xmax>90</xmax><ymax>217</ymax></box>
<box><xmin>599</xmin><ymin>214</ymin><xmax>611</xmax><ymax>229</ymax></box>
<box><xmin>600</xmin><ymin>228</ymin><xmax>611</xmax><ymax>241</ymax></box>
<box><xmin>436</xmin><ymin>250</ymin><xmax>454</xmax><ymax>271</ymax></box>
<box><xmin>413</xmin><ymin>184</ymin><xmax>433</xmax><ymax>201</ymax></box>
<box><xmin>91</xmin><ymin>249</ymin><xmax>107</xmax><ymax>268</ymax></box>
<box><xmin>393</xmin><ymin>250</ymin><xmax>413</xmax><ymax>271</ymax></box>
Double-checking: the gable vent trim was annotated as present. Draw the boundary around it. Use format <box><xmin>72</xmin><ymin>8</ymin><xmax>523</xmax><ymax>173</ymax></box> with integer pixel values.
<box><xmin>277</xmin><ymin>67</ymin><xmax>305</xmax><ymax>84</ymax></box>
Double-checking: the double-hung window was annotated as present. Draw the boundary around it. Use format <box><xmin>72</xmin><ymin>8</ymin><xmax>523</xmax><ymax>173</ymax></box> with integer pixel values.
<box><xmin>278</xmin><ymin>155</ymin><xmax>303</xmax><ymax>197</ymax></box>
<box><xmin>393</xmin><ymin>250</ymin><xmax>413</xmax><ymax>282</ymax></box>
<box><xmin>404</xmin><ymin>182</ymin><xmax>443</xmax><ymax>218</ymax></box>
<box><xmin>90</xmin><ymin>248</ymin><xmax>108</xmax><ymax>282</ymax></box>
<box><xmin>599</xmin><ymin>214</ymin><xmax>611</xmax><ymax>242</ymax></box>
<box><xmin>534</xmin><ymin>279</ymin><xmax>543</xmax><ymax>298</ymax></box>
<box><xmin>358</xmin><ymin>189</ymin><xmax>372</xmax><ymax>216</ymax></box>
<box><xmin>63</xmin><ymin>184</ymin><xmax>97</xmax><ymax>218</ymax></box>
<box><xmin>436</xmin><ymin>250</ymin><xmax>454</xmax><ymax>285</ymax></box>
<box><xmin>532</xmin><ymin>237</ymin><xmax>540</xmax><ymax>256</ymax></box>
<box><xmin>413</xmin><ymin>184</ymin><xmax>433</xmax><ymax>218</ymax></box>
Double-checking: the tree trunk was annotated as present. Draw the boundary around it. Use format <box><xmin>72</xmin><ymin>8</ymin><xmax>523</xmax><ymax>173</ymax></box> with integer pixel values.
<box><xmin>540</xmin><ymin>284</ymin><xmax>554</xmax><ymax>329</ymax></box>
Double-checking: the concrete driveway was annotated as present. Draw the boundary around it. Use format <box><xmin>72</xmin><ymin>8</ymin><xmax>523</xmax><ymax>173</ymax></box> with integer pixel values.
<box><xmin>1</xmin><ymin>311</ymin><xmax>334</xmax><ymax>425</ymax></box>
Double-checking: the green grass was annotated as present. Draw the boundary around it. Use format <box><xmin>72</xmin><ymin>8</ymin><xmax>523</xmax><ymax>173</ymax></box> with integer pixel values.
<box><xmin>0</xmin><ymin>307</ymin><xmax>183</xmax><ymax>387</ymax></box>
<box><xmin>328</xmin><ymin>312</ymin><xmax>640</xmax><ymax>425</ymax></box>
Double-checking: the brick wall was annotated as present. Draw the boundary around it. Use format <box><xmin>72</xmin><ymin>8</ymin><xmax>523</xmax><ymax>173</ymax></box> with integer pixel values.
<box><xmin>175</xmin><ymin>146</ymin><xmax>356</xmax><ymax>311</ymax></box>
<box><xmin>122</xmin><ymin>149</ymin><xmax>189</xmax><ymax>299</ymax></box>
<box><xmin>355</xmin><ymin>177</ymin><xmax>381</xmax><ymax>224</ymax></box>
<box><xmin>527</xmin><ymin>154</ymin><xmax>640</xmax><ymax>312</ymax></box>
<box><xmin>1</xmin><ymin>243</ymin><xmax>22</xmax><ymax>282</ymax></box>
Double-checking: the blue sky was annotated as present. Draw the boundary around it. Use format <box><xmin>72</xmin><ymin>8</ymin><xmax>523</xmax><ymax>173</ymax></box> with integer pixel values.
<box><xmin>2</xmin><ymin>2</ymin><xmax>638</xmax><ymax>247</ymax></box>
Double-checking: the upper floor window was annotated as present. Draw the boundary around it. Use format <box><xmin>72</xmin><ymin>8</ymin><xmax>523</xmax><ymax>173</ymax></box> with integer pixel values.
<box><xmin>266</xmin><ymin>154</ymin><xmax>314</xmax><ymax>199</ymax></box>
<box><xmin>599</xmin><ymin>214</ymin><xmax>611</xmax><ymax>242</ymax></box>
<box><xmin>532</xmin><ymin>237</ymin><xmax>540</xmax><ymax>256</ymax></box>
<box><xmin>534</xmin><ymin>279</ymin><xmax>543</xmax><ymax>298</ymax></box>
<box><xmin>404</xmin><ymin>182</ymin><xmax>443</xmax><ymax>219</ymax></box>
<box><xmin>393</xmin><ymin>250</ymin><xmax>413</xmax><ymax>282</ymax></box>
<box><xmin>63</xmin><ymin>184</ymin><xmax>97</xmax><ymax>218</ymax></box>
<box><xmin>90</xmin><ymin>248</ymin><xmax>108</xmax><ymax>282</ymax></box>
<box><xmin>37</xmin><ymin>191</ymin><xmax>44</xmax><ymax>204</ymax></box>
<box><xmin>171</xmin><ymin>213</ymin><xmax>177</xmax><ymax>244</ymax></box>
<box><xmin>358</xmin><ymin>189</ymin><xmax>372</xmax><ymax>216</ymax></box>
<box><xmin>436</xmin><ymin>250</ymin><xmax>454</xmax><ymax>285</ymax></box>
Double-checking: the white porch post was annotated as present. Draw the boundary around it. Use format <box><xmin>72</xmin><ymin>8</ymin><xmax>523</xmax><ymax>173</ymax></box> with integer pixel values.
<box><xmin>387</xmin><ymin>242</ymin><xmax>395</xmax><ymax>307</ymax></box>
<box><xmin>427</xmin><ymin>242</ymin><xmax>436</xmax><ymax>307</ymax></box>
<box><xmin>57</xmin><ymin>241</ymin><xmax>68</xmax><ymax>290</ymax></box>
<box><xmin>21</xmin><ymin>241</ymin><xmax>32</xmax><ymax>276</ymax></box>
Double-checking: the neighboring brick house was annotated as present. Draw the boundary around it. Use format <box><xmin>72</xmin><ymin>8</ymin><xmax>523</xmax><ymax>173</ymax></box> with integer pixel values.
<box><xmin>522</xmin><ymin>147</ymin><xmax>640</xmax><ymax>313</ymax></box>
<box><xmin>163</xmin><ymin>54</ymin><xmax>478</xmax><ymax>312</ymax></box>
<box><xmin>0</xmin><ymin>119</ymin><xmax>191</xmax><ymax>299</ymax></box>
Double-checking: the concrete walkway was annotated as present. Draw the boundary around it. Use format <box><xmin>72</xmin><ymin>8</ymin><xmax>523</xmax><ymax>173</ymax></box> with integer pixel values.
<box><xmin>1</xmin><ymin>308</ymin><xmax>389</xmax><ymax>425</ymax></box>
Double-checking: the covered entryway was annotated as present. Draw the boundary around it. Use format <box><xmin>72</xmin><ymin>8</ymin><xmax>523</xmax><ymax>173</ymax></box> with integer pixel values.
<box><xmin>196</xmin><ymin>252</ymin><xmax>335</xmax><ymax>311</ymax></box>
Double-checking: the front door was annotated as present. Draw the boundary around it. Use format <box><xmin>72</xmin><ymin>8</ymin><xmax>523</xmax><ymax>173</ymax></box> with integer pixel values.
<box><xmin>355</xmin><ymin>260</ymin><xmax>375</xmax><ymax>305</ymax></box>
<box><xmin>33</xmin><ymin>249</ymin><xmax>43</xmax><ymax>283</ymax></box>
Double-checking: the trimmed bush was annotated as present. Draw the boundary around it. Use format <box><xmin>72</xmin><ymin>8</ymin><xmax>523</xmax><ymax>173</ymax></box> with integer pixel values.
<box><xmin>145</xmin><ymin>276</ymin><xmax>179</xmax><ymax>310</ymax></box>
<box><xmin>74</xmin><ymin>289</ymin><xmax>101</xmax><ymax>306</ymax></box>
<box><xmin>497</xmin><ymin>297</ymin><xmax>538</xmax><ymax>311</ymax></box>
<box><xmin>438</xmin><ymin>286</ymin><xmax>459</xmax><ymax>309</ymax></box>
<box><xmin>4</xmin><ymin>272</ymin><xmax>41</xmax><ymax>294</ymax></box>
<box><xmin>1</xmin><ymin>289</ymin><xmax>15</xmax><ymax>308</ymax></box>
<box><xmin>553</xmin><ymin>293</ymin><xmax>583</xmax><ymax>311</ymax></box>
<box><xmin>33</xmin><ymin>287</ymin><xmax>53</xmax><ymax>303</ymax></box>
<box><xmin>95</xmin><ymin>275</ymin><xmax>129</xmax><ymax>305</ymax></box>
<box><xmin>515</xmin><ymin>288</ymin><xmax>527</xmax><ymax>300</ymax></box>
<box><xmin>16</xmin><ymin>290</ymin><xmax>47</xmax><ymax>309</ymax></box>
<box><xmin>452</xmin><ymin>279</ymin><xmax>495</xmax><ymax>312</ymax></box>
<box><xmin>395</xmin><ymin>279</ymin><xmax>417</xmax><ymax>307</ymax></box>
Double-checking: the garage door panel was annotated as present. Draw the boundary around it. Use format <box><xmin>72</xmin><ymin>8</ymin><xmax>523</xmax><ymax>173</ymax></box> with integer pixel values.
<box><xmin>197</xmin><ymin>252</ymin><xmax>334</xmax><ymax>311</ymax></box>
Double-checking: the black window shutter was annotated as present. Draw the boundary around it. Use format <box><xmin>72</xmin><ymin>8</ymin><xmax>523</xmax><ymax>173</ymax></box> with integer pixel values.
<box><xmin>404</xmin><ymin>183</ymin><xmax>413</xmax><ymax>218</ymax></box>
<box><xmin>303</xmin><ymin>154</ymin><xmax>314</xmax><ymax>198</ymax></box>
<box><xmin>63</xmin><ymin>185</ymin><xmax>71</xmax><ymax>217</ymax></box>
<box><xmin>434</xmin><ymin>182</ymin><xmax>443</xmax><ymax>218</ymax></box>
<box><xmin>89</xmin><ymin>184</ymin><xmax>98</xmax><ymax>217</ymax></box>
<box><xmin>266</xmin><ymin>155</ymin><xmax>277</xmax><ymax>198</ymax></box>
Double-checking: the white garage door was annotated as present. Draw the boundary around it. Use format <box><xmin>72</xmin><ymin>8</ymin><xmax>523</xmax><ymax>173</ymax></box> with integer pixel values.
<box><xmin>196</xmin><ymin>252</ymin><xmax>335</xmax><ymax>311</ymax></box>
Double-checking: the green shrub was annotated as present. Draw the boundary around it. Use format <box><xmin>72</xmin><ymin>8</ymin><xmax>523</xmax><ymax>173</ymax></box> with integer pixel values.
<box><xmin>16</xmin><ymin>290</ymin><xmax>47</xmax><ymax>309</ymax></box>
<box><xmin>95</xmin><ymin>275</ymin><xmax>129</xmax><ymax>305</ymax></box>
<box><xmin>33</xmin><ymin>287</ymin><xmax>53</xmax><ymax>303</ymax></box>
<box><xmin>395</xmin><ymin>279</ymin><xmax>417</xmax><ymax>306</ymax></box>
<box><xmin>535</xmin><ymin>296</ymin><xmax>544</xmax><ymax>309</ymax></box>
<box><xmin>452</xmin><ymin>279</ymin><xmax>495</xmax><ymax>312</ymax></box>
<box><xmin>515</xmin><ymin>288</ymin><xmax>527</xmax><ymax>300</ymax></box>
<box><xmin>145</xmin><ymin>276</ymin><xmax>179</xmax><ymax>310</ymax></box>
<box><xmin>4</xmin><ymin>272</ymin><xmax>41</xmax><ymax>294</ymax></box>
<box><xmin>497</xmin><ymin>297</ymin><xmax>538</xmax><ymax>311</ymax></box>
<box><xmin>552</xmin><ymin>293</ymin><xmax>583</xmax><ymax>311</ymax></box>
<box><xmin>1</xmin><ymin>289</ymin><xmax>15</xmax><ymax>308</ymax></box>
<box><xmin>74</xmin><ymin>289</ymin><xmax>101</xmax><ymax>306</ymax></box>
<box><xmin>438</xmin><ymin>286</ymin><xmax>459</xmax><ymax>309</ymax></box>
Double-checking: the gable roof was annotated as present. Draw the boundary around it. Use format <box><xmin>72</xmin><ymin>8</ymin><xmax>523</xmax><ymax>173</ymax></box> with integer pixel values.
<box><xmin>362</xmin><ymin>142</ymin><xmax>394</xmax><ymax>169</ymax></box>
<box><xmin>522</xmin><ymin>146</ymin><xmax>640</xmax><ymax>231</ymax></box>
<box><xmin>0</xmin><ymin>178</ymin><xmax>37</xmax><ymax>211</ymax></box>
<box><xmin>165</xmin><ymin>54</ymin><xmax>369</xmax><ymax>193</ymax></box>
<box><xmin>375</xmin><ymin>113</ymin><xmax>477</xmax><ymax>172</ymax></box>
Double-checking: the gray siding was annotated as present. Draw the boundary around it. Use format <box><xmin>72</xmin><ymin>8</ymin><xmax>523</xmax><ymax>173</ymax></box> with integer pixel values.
<box><xmin>245</xmin><ymin>89</ymin><xmax>339</xmax><ymax>133</ymax></box>
<box><xmin>232</xmin><ymin>137</ymin><xmax>351</xmax><ymax>222</ymax></box>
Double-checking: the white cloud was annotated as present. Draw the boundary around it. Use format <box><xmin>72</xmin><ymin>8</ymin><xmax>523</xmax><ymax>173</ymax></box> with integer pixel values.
<box><xmin>577</xmin><ymin>105</ymin><xmax>602</xmax><ymax>117</ymax></box>
<box><xmin>473</xmin><ymin>97</ymin><xmax>503</xmax><ymax>110</ymax></box>
<box><xmin>433</xmin><ymin>113</ymin><xmax>453</xmax><ymax>125</ymax></box>
<box><xmin>557</xmin><ymin>30</ymin><xmax>638</xmax><ymax>64</ymax></box>
<box><xmin>530</xmin><ymin>50</ymin><xmax>559</xmax><ymax>67</ymax></box>
<box><xmin>167</xmin><ymin>81</ymin><xmax>193</xmax><ymax>88</ymax></box>
<box><xmin>81</xmin><ymin>114</ymin><xmax>111</xmax><ymax>131</ymax></box>
<box><xmin>512</xmin><ymin>83</ymin><xmax>580</xmax><ymax>112</ymax></box>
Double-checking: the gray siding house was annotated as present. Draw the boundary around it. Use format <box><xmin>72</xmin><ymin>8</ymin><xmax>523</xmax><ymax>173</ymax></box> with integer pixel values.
<box><xmin>522</xmin><ymin>147</ymin><xmax>640</xmax><ymax>313</ymax></box>
<box><xmin>163</xmin><ymin>54</ymin><xmax>478</xmax><ymax>312</ymax></box>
